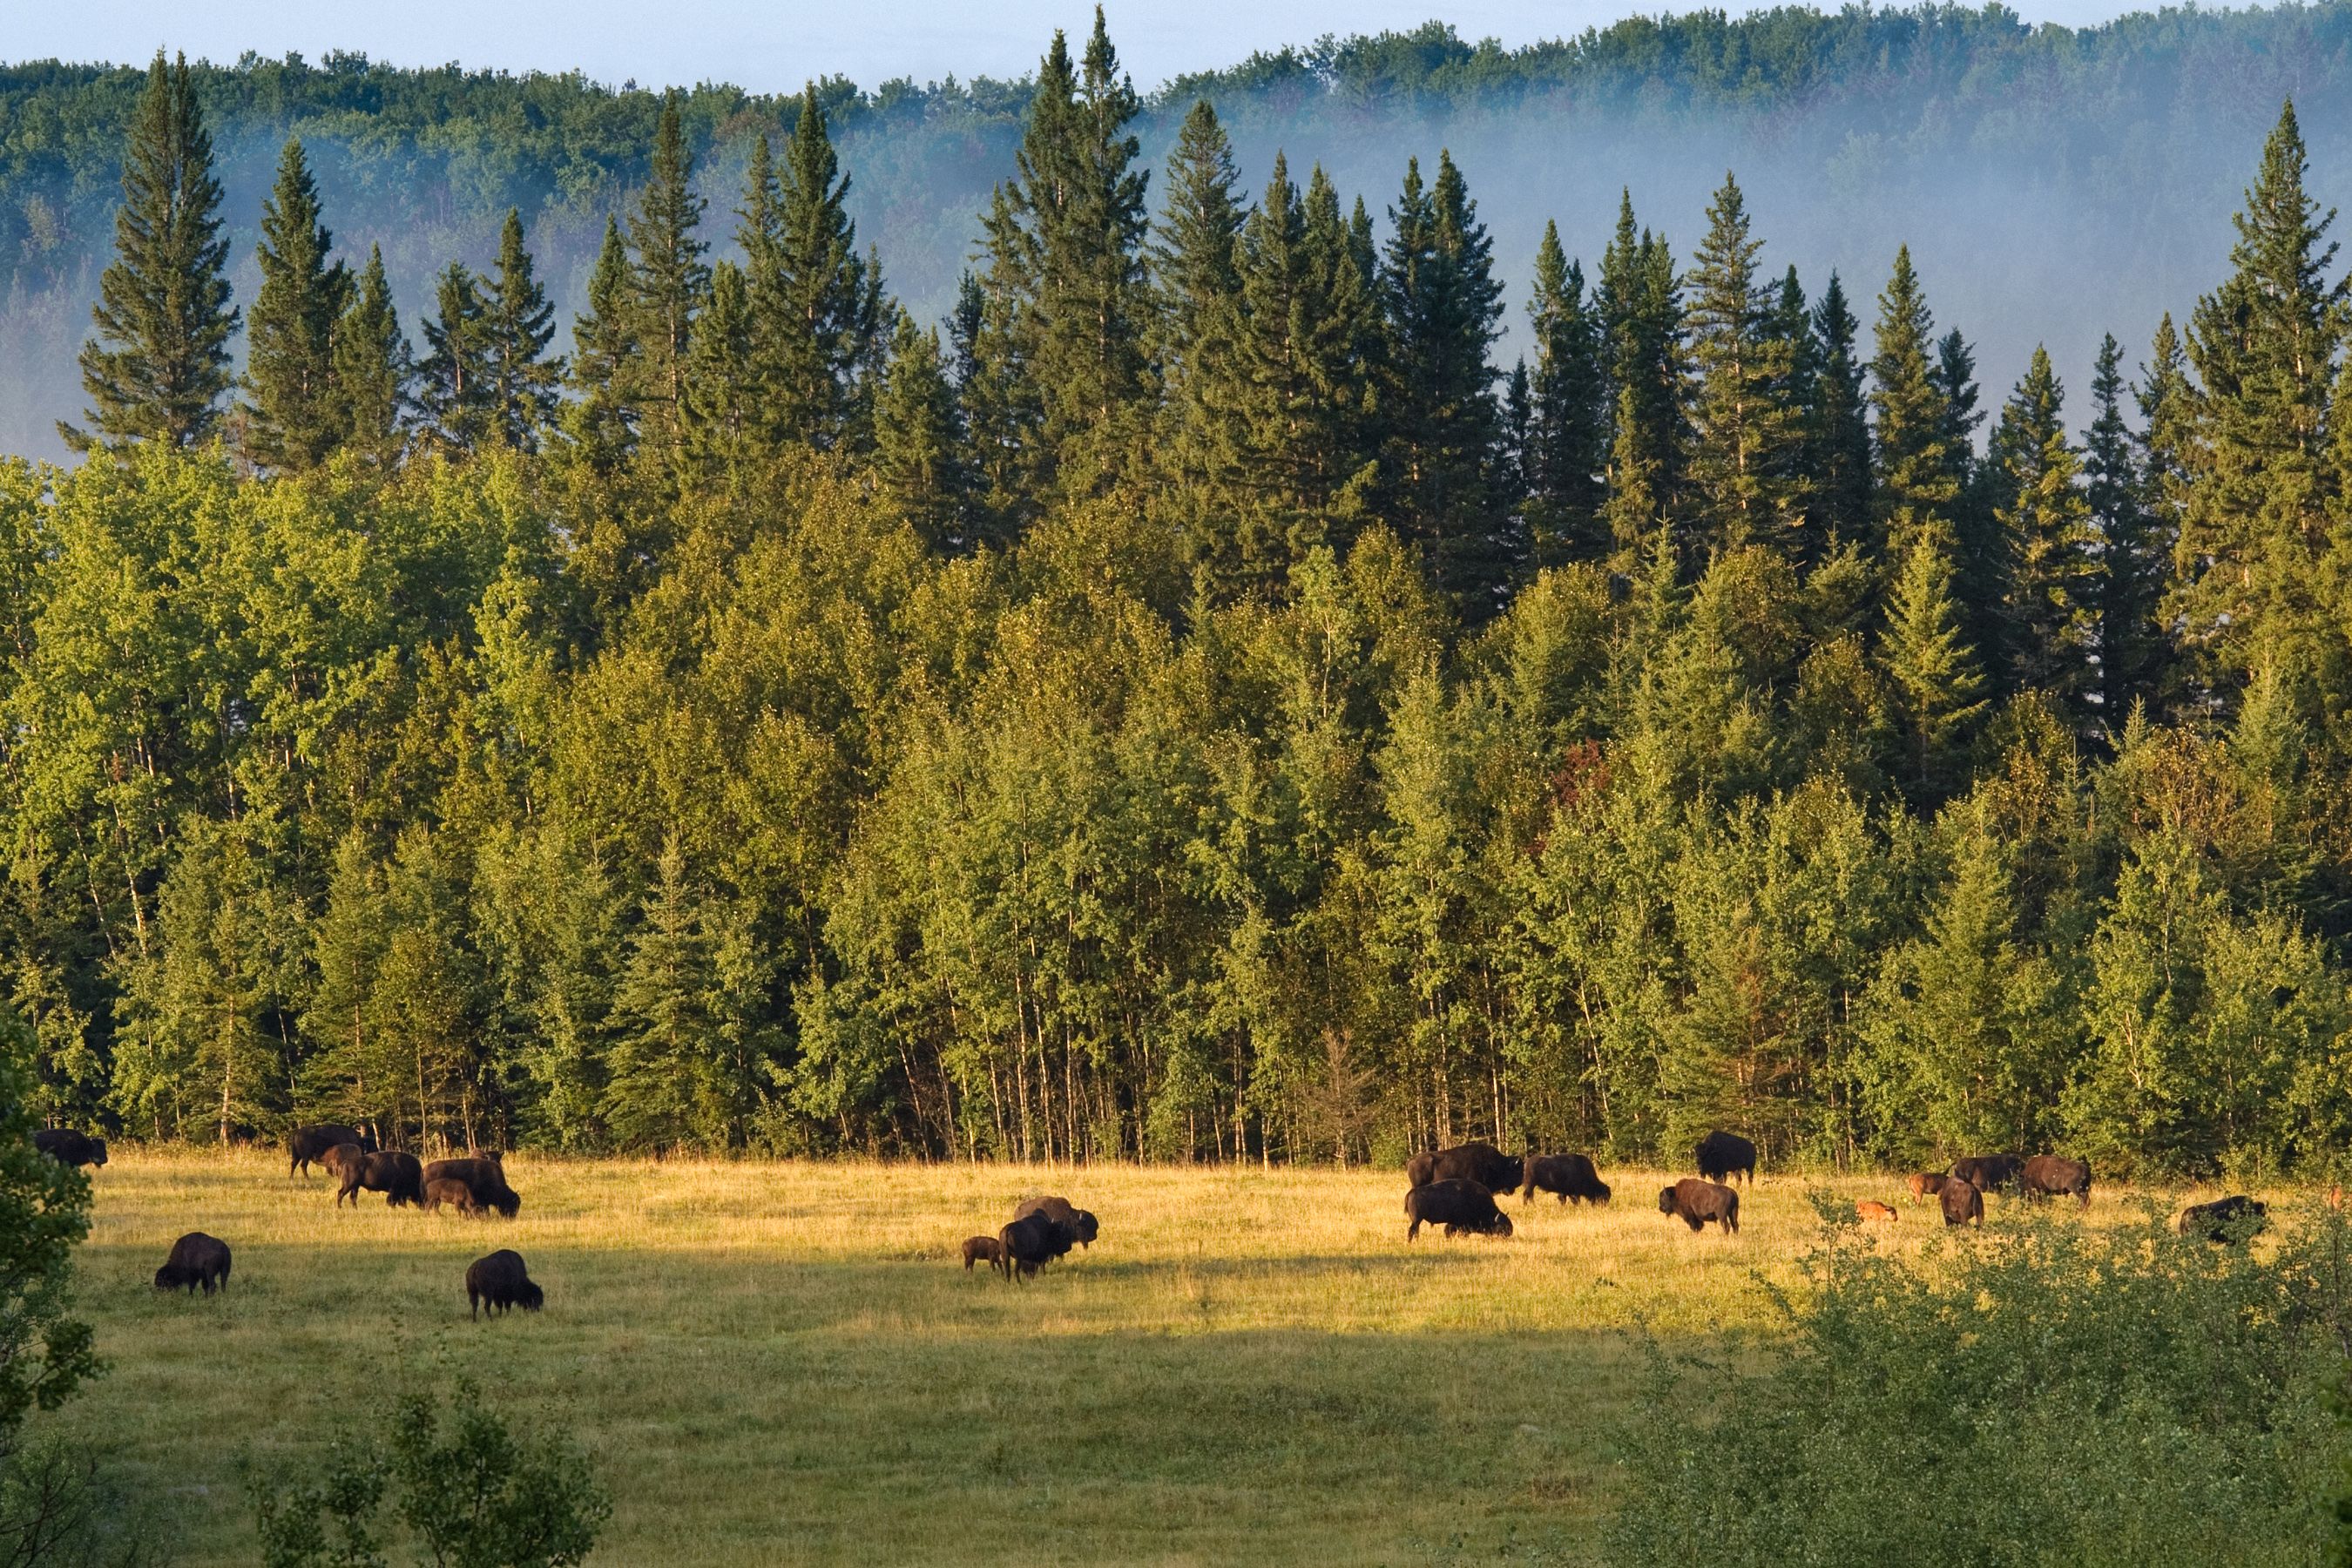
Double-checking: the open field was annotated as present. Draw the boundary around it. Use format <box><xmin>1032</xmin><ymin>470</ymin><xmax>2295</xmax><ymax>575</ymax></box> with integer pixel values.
<box><xmin>44</xmin><ymin>1152</ymin><xmax>2295</xmax><ymax>1565</ymax></box>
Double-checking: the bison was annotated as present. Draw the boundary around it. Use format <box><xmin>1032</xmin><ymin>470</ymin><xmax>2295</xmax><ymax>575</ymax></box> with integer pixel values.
<box><xmin>1405</xmin><ymin>1179</ymin><xmax>1515</xmax><ymax>1241</ymax></box>
<box><xmin>337</xmin><ymin>1150</ymin><xmax>424</xmax><ymax>1209</ymax></box>
<box><xmin>1855</xmin><ymin>1200</ymin><xmax>1899</xmax><ymax>1224</ymax></box>
<box><xmin>1011</xmin><ymin>1195</ymin><xmax>1099</xmax><ymax>1247</ymax></box>
<box><xmin>422</xmin><ymin>1158</ymin><xmax>519</xmax><ymax>1219</ymax></box>
<box><xmin>465</xmin><ymin>1249</ymin><xmax>543</xmax><ymax>1319</ymax></box>
<box><xmin>424</xmin><ymin>1178</ymin><xmax>481</xmax><ymax>1216</ymax></box>
<box><xmin>1941</xmin><ymin>1179</ymin><xmax>1984</xmax><ymax>1227</ymax></box>
<box><xmin>961</xmin><ymin>1235</ymin><xmax>1004</xmax><ymax>1273</ymax></box>
<box><xmin>1406</xmin><ymin>1142</ymin><xmax>1524</xmax><ymax>1195</ymax></box>
<box><xmin>1906</xmin><ymin>1172</ymin><xmax>1950</xmax><ymax>1204</ymax></box>
<box><xmin>2179</xmin><ymin>1195</ymin><xmax>2268</xmax><ymax>1244</ymax></box>
<box><xmin>287</xmin><ymin>1124</ymin><xmax>375</xmax><ymax>1179</ymax></box>
<box><xmin>2021</xmin><ymin>1154</ymin><xmax>2092</xmax><ymax>1206</ymax></box>
<box><xmin>1949</xmin><ymin>1153</ymin><xmax>2024</xmax><ymax>1193</ymax></box>
<box><xmin>1659</xmin><ymin>1179</ymin><xmax>1740</xmax><ymax>1234</ymax></box>
<box><xmin>321</xmin><ymin>1142</ymin><xmax>369</xmax><ymax>1200</ymax></box>
<box><xmin>997</xmin><ymin>1212</ymin><xmax>1078</xmax><ymax>1282</ymax></box>
<box><xmin>154</xmin><ymin>1232</ymin><xmax>232</xmax><ymax>1294</ymax></box>
<box><xmin>32</xmin><ymin>1129</ymin><xmax>107</xmax><ymax>1168</ymax></box>
<box><xmin>1694</xmin><ymin>1132</ymin><xmax>1757</xmax><ymax>1186</ymax></box>
<box><xmin>1522</xmin><ymin>1153</ymin><xmax>1612</xmax><ymax>1206</ymax></box>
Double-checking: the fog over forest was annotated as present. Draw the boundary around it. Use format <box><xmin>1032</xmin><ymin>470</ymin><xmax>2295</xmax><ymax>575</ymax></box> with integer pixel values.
<box><xmin>1</xmin><ymin>3</ymin><xmax>2347</xmax><ymax>460</ymax></box>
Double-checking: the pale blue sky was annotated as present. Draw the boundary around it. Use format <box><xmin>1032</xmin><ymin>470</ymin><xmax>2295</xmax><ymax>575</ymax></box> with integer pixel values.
<box><xmin>18</xmin><ymin>0</ymin><xmax>2139</xmax><ymax>91</ymax></box>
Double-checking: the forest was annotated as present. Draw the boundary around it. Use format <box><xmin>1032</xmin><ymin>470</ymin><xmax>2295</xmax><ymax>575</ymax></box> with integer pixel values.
<box><xmin>4</xmin><ymin>8</ymin><xmax>2352</xmax><ymax>1178</ymax></box>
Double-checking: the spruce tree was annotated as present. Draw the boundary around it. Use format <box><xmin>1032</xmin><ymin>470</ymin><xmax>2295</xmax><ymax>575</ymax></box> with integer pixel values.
<box><xmin>333</xmin><ymin>244</ymin><xmax>409</xmax><ymax>463</ymax></box>
<box><xmin>963</xmin><ymin>183</ymin><xmax>1045</xmax><ymax>542</ymax></box>
<box><xmin>1380</xmin><ymin>151</ymin><xmax>1506</xmax><ymax>606</ymax></box>
<box><xmin>680</xmin><ymin>260</ymin><xmax>757</xmax><ymax>476</ymax></box>
<box><xmin>1990</xmin><ymin>347</ymin><xmax>2099</xmax><ymax>726</ymax></box>
<box><xmin>872</xmin><ymin>309</ymin><xmax>968</xmax><ymax>549</ymax></box>
<box><xmin>483</xmin><ymin>207</ymin><xmax>562</xmax><ymax>451</ymax></box>
<box><xmin>241</xmin><ymin>138</ymin><xmax>350</xmax><ymax>471</ymax></box>
<box><xmin>567</xmin><ymin>218</ymin><xmax>639</xmax><ymax>466</ymax></box>
<box><xmin>1868</xmin><ymin>247</ymin><xmax>1957</xmax><ymax>565</ymax></box>
<box><xmin>2132</xmin><ymin>314</ymin><xmax>2194</xmax><ymax>713</ymax></box>
<box><xmin>747</xmin><ymin>89</ymin><xmax>869</xmax><ymax>451</ymax></box>
<box><xmin>416</xmin><ymin>262</ymin><xmax>494</xmax><ymax>451</ymax></box>
<box><xmin>64</xmin><ymin>52</ymin><xmax>238</xmax><ymax>453</ymax></box>
<box><xmin>1934</xmin><ymin>328</ymin><xmax>2002</xmax><ymax>652</ymax></box>
<box><xmin>1598</xmin><ymin>190</ymin><xmax>1686</xmax><ymax>536</ymax></box>
<box><xmin>1684</xmin><ymin>173</ymin><xmax>1807</xmax><ymax>555</ymax></box>
<box><xmin>2087</xmin><ymin>332</ymin><xmax>2165</xmax><ymax>730</ymax></box>
<box><xmin>1150</xmin><ymin>98</ymin><xmax>1245</xmax><ymax>420</ymax></box>
<box><xmin>1880</xmin><ymin>535</ymin><xmax>1988</xmax><ymax>800</ymax></box>
<box><xmin>1523</xmin><ymin>221</ymin><xmax>1606</xmax><ymax>567</ymax></box>
<box><xmin>1808</xmin><ymin>271</ymin><xmax>1872</xmax><ymax>554</ymax></box>
<box><xmin>625</xmin><ymin>91</ymin><xmax>711</xmax><ymax>456</ymax></box>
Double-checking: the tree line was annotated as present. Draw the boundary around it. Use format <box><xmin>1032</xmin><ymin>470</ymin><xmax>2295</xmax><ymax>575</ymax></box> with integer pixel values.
<box><xmin>6</xmin><ymin>14</ymin><xmax>2352</xmax><ymax>1175</ymax></box>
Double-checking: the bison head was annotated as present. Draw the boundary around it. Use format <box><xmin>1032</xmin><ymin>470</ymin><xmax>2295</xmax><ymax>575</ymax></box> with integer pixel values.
<box><xmin>1485</xmin><ymin>1212</ymin><xmax>1515</xmax><ymax>1238</ymax></box>
<box><xmin>1658</xmin><ymin>1186</ymin><xmax>1679</xmax><ymax>1216</ymax></box>
<box><xmin>1590</xmin><ymin>1179</ymin><xmax>1612</xmax><ymax>1206</ymax></box>
<box><xmin>152</xmin><ymin>1263</ymin><xmax>188</xmax><ymax>1291</ymax></box>
<box><xmin>87</xmin><ymin>1139</ymin><xmax>107</xmax><ymax>1167</ymax></box>
<box><xmin>519</xmin><ymin>1280</ymin><xmax>544</xmax><ymax>1311</ymax></box>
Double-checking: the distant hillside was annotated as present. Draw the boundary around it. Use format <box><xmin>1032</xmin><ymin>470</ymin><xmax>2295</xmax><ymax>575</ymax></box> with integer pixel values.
<box><xmin>2</xmin><ymin>3</ymin><xmax>2349</xmax><ymax>456</ymax></box>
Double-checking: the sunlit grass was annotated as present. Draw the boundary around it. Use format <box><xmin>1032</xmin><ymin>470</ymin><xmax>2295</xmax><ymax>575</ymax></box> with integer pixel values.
<box><xmin>46</xmin><ymin>1150</ymin><xmax>2288</xmax><ymax>1565</ymax></box>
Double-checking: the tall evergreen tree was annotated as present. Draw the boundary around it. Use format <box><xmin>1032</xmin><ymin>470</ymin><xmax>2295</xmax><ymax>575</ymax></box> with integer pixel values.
<box><xmin>1523</xmin><ymin>221</ymin><xmax>1606</xmax><ymax>567</ymax></box>
<box><xmin>1990</xmin><ymin>347</ymin><xmax>2099</xmax><ymax>724</ymax></box>
<box><xmin>1684</xmin><ymin>173</ymin><xmax>1807</xmax><ymax>555</ymax></box>
<box><xmin>872</xmin><ymin>309</ymin><xmax>968</xmax><ymax>549</ymax></box>
<box><xmin>2087</xmin><ymin>333</ymin><xmax>2165</xmax><ymax>729</ymax></box>
<box><xmin>567</xmin><ymin>218</ymin><xmax>639</xmax><ymax>466</ymax></box>
<box><xmin>416</xmin><ymin>262</ymin><xmax>493</xmax><ymax>452</ymax></box>
<box><xmin>680</xmin><ymin>260</ymin><xmax>758</xmax><ymax>476</ymax></box>
<box><xmin>1150</xmin><ymin>98</ymin><xmax>1245</xmax><ymax>421</ymax></box>
<box><xmin>332</xmin><ymin>244</ymin><xmax>409</xmax><ymax>463</ymax></box>
<box><xmin>963</xmin><ymin>183</ymin><xmax>1045</xmax><ymax>542</ymax></box>
<box><xmin>2132</xmin><ymin>314</ymin><xmax>2195</xmax><ymax>714</ymax></box>
<box><xmin>483</xmin><ymin>207</ymin><xmax>562</xmax><ymax>451</ymax></box>
<box><xmin>1880</xmin><ymin>535</ymin><xmax>1988</xmax><ymax>800</ymax></box>
<box><xmin>747</xmin><ymin>89</ymin><xmax>871</xmax><ymax>452</ymax></box>
<box><xmin>1868</xmin><ymin>247</ymin><xmax>1957</xmax><ymax>566</ymax></box>
<box><xmin>1598</xmin><ymin>190</ymin><xmax>1686</xmax><ymax>543</ymax></box>
<box><xmin>625</xmin><ymin>91</ymin><xmax>711</xmax><ymax>456</ymax></box>
<box><xmin>240</xmin><ymin>138</ymin><xmax>350</xmax><ymax>471</ymax></box>
<box><xmin>64</xmin><ymin>52</ymin><xmax>238</xmax><ymax>453</ymax></box>
<box><xmin>1808</xmin><ymin>271</ymin><xmax>1872</xmax><ymax>554</ymax></box>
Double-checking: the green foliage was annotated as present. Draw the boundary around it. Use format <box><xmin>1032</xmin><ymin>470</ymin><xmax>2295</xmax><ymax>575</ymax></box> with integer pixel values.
<box><xmin>241</xmin><ymin>139</ymin><xmax>352</xmax><ymax>472</ymax></box>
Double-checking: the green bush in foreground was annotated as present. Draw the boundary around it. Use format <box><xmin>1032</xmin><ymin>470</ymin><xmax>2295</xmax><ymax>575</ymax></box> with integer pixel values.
<box><xmin>1605</xmin><ymin>1201</ymin><xmax>2352</xmax><ymax>1567</ymax></box>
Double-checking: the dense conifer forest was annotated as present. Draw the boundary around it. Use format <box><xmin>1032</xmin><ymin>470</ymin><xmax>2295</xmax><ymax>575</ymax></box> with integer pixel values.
<box><xmin>5</xmin><ymin>10</ymin><xmax>2352</xmax><ymax>1176</ymax></box>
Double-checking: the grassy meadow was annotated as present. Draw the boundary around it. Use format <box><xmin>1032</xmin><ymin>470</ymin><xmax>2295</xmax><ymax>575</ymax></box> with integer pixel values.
<box><xmin>44</xmin><ymin>1152</ymin><xmax>2284</xmax><ymax>1565</ymax></box>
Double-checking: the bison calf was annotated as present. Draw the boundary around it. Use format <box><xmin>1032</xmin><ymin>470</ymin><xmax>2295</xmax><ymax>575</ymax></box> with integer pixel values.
<box><xmin>961</xmin><ymin>1235</ymin><xmax>1005</xmax><ymax>1273</ymax></box>
<box><xmin>1405</xmin><ymin>1179</ymin><xmax>1514</xmax><ymax>1241</ymax></box>
<box><xmin>2179</xmin><ymin>1195</ymin><xmax>2268</xmax><ymax>1244</ymax></box>
<box><xmin>465</xmin><ymin>1249</ymin><xmax>543</xmax><ymax>1319</ymax></box>
<box><xmin>1855</xmin><ymin>1200</ymin><xmax>1898</xmax><ymax>1224</ymax></box>
<box><xmin>1941</xmin><ymin>1180</ymin><xmax>1985</xmax><ymax>1227</ymax></box>
<box><xmin>1694</xmin><ymin>1132</ymin><xmax>1757</xmax><ymax>1186</ymax></box>
<box><xmin>1523</xmin><ymin>1153</ymin><xmax>1612</xmax><ymax>1206</ymax></box>
<box><xmin>287</xmin><ymin>1123</ymin><xmax>375</xmax><ymax>1178</ymax></box>
<box><xmin>422</xmin><ymin>1157</ymin><xmax>520</xmax><ymax>1219</ymax></box>
<box><xmin>32</xmin><ymin>1129</ymin><xmax>107</xmax><ymax>1168</ymax></box>
<box><xmin>1659</xmin><ymin>1179</ymin><xmax>1740</xmax><ymax>1235</ymax></box>
<box><xmin>1906</xmin><ymin>1172</ymin><xmax>1949</xmax><ymax>1204</ymax></box>
<box><xmin>1011</xmin><ymin>1196</ymin><xmax>1099</xmax><ymax>1247</ymax></box>
<box><xmin>424</xmin><ymin>1178</ymin><xmax>482</xmax><ymax>1216</ymax></box>
<box><xmin>154</xmin><ymin>1232</ymin><xmax>232</xmax><ymax>1294</ymax></box>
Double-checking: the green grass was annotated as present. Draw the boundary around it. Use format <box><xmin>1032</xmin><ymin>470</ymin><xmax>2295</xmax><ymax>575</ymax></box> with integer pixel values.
<box><xmin>43</xmin><ymin>1152</ymin><xmax>2274</xmax><ymax>1565</ymax></box>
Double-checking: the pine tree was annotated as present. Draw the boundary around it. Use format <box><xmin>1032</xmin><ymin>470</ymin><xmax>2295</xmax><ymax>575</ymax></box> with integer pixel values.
<box><xmin>1991</xmin><ymin>347</ymin><xmax>2099</xmax><ymax>726</ymax></box>
<box><xmin>2132</xmin><ymin>314</ymin><xmax>2194</xmax><ymax>716</ymax></box>
<box><xmin>332</xmin><ymin>244</ymin><xmax>409</xmax><ymax>463</ymax></box>
<box><xmin>1934</xmin><ymin>328</ymin><xmax>2002</xmax><ymax>657</ymax></box>
<box><xmin>1598</xmin><ymin>190</ymin><xmax>1686</xmax><ymax>537</ymax></box>
<box><xmin>1868</xmin><ymin>247</ymin><xmax>1957</xmax><ymax>565</ymax></box>
<box><xmin>64</xmin><ymin>52</ymin><xmax>238</xmax><ymax>453</ymax></box>
<box><xmin>1381</xmin><ymin>151</ymin><xmax>1506</xmax><ymax>606</ymax></box>
<box><xmin>566</xmin><ymin>218</ymin><xmax>638</xmax><ymax>466</ymax></box>
<box><xmin>240</xmin><ymin>138</ymin><xmax>350</xmax><ymax>471</ymax></box>
<box><xmin>747</xmin><ymin>89</ymin><xmax>870</xmax><ymax>452</ymax></box>
<box><xmin>680</xmin><ymin>260</ymin><xmax>758</xmax><ymax>476</ymax></box>
<box><xmin>2175</xmin><ymin>100</ymin><xmax>2343</xmax><ymax>711</ymax></box>
<box><xmin>1808</xmin><ymin>271</ymin><xmax>1872</xmax><ymax>554</ymax></box>
<box><xmin>872</xmin><ymin>308</ymin><xmax>968</xmax><ymax>549</ymax></box>
<box><xmin>603</xmin><ymin>838</ymin><xmax>723</xmax><ymax>1151</ymax></box>
<box><xmin>1150</xmin><ymin>98</ymin><xmax>1245</xmax><ymax>426</ymax></box>
<box><xmin>625</xmin><ymin>91</ymin><xmax>710</xmax><ymax>456</ymax></box>
<box><xmin>483</xmin><ymin>207</ymin><xmax>562</xmax><ymax>450</ymax></box>
<box><xmin>416</xmin><ymin>262</ymin><xmax>493</xmax><ymax>452</ymax></box>
<box><xmin>1523</xmin><ymin>221</ymin><xmax>1606</xmax><ymax>567</ymax></box>
<box><xmin>1685</xmin><ymin>173</ymin><xmax>1808</xmax><ymax>555</ymax></box>
<box><xmin>1880</xmin><ymin>534</ymin><xmax>1988</xmax><ymax>801</ymax></box>
<box><xmin>962</xmin><ymin>183</ymin><xmax>1045</xmax><ymax>542</ymax></box>
<box><xmin>2087</xmin><ymin>332</ymin><xmax>2165</xmax><ymax>730</ymax></box>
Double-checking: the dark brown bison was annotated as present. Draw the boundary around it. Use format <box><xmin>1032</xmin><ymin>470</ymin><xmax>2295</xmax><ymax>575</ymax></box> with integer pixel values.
<box><xmin>422</xmin><ymin>1158</ymin><xmax>519</xmax><ymax>1219</ymax></box>
<box><xmin>997</xmin><ymin>1212</ymin><xmax>1078</xmax><ymax>1282</ymax></box>
<box><xmin>962</xmin><ymin>1235</ymin><xmax>1004</xmax><ymax>1273</ymax></box>
<box><xmin>2178</xmin><ymin>1195</ymin><xmax>2268</xmax><ymax>1243</ymax></box>
<box><xmin>2021</xmin><ymin>1155</ymin><xmax>2092</xmax><ymax>1206</ymax></box>
<box><xmin>1405</xmin><ymin>1179</ymin><xmax>1515</xmax><ymax>1241</ymax></box>
<box><xmin>1856</xmin><ymin>1200</ymin><xmax>1898</xmax><ymax>1223</ymax></box>
<box><xmin>1521</xmin><ymin>1153</ymin><xmax>1611</xmax><ymax>1206</ymax></box>
<box><xmin>321</xmin><ymin>1142</ymin><xmax>368</xmax><ymax>1200</ymax></box>
<box><xmin>154</xmin><ymin>1232</ymin><xmax>232</xmax><ymax>1294</ymax></box>
<box><xmin>1950</xmin><ymin>1153</ymin><xmax>2024</xmax><ymax>1193</ymax></box>
<box><xmin>287</xmin><ymin>1124</ymin><xmax>375</xmax><ymax>1178</ymax></box>
<box><xmin>336</xmin><ymin>1150</ymin><xmax>424</xmax><ymax>1209</ymax></box>
<box><xmin>464</xmin><ymin>1249</ymin><xmax>543</xmax><ymax>1319</ymax></box>
<box><xmin>1011</xmin><ymin>1196</ymin><xmax>1099</xmax><ymax>1247</ymax></box>
<box><xmin>1941</xmin><ymin>1179</ymin><xmax>1985</xmax><ymax>1227</ymax></box>
<box><xmin>1659</xmin><ymin>1179</ymin><xmax>1740</xmax><ymax>1234</ymax></box>
<box><xmin>1694</xmin><ymin>1132</ymin><xmax>1757</xmax><ymax>1186</ymax></box>
<box><xmin>32</xmin><ymin>1129</ymin><xmax>107</xmax><ymax>1168</ymax></box>
<box><xmin>424</xmin><ymin>1178</ymin><xmax>481</xmax><ymax>1216</ymax></box>
<box><xmin>1406</xmin><ymin>1142</ymin><xmax>1524</xmax><ymax>1195</ymax></box>
<box><xmin>1906</xmin><ymin>1172</ymin><xmax>1950</xmax><ymax>1204</ymax></box>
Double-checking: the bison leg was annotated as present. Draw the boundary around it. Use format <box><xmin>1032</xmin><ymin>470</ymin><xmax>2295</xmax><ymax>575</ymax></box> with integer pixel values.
<box><xmin>1684</xmin><ymin>1214</ymin><xmax>1704</xmax><ymax>1232</ymax></box>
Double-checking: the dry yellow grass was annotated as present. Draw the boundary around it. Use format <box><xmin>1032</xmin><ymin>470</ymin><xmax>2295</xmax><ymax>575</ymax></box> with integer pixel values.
<box><xmin>44</xmin><ymin>1151</ymin><xmax>2274</xmax><ymax>1565</ymax></box>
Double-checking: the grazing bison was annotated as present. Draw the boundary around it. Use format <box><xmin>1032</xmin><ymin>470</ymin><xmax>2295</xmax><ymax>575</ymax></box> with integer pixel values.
<box><xmin>321</xmin><ymin>1142</ymin><xmax>369</xmax><ymax>1200</ymax></box>
<box><xmin>287</xmin><ymin>1124</ymin><xmax>375</xmax><ymax>1178</ymax></box>
<box><xmin>1011</xmin><ymin>1195</ymin><xmax>1099</xmax><ymax>1247</ymax></box>
<box><xmin>997</xmin><ymin>1212</ymin><xmax>1078</xmax><ymax>1282</ymax></box>
<box><xmin>154</xmin><ymin>1232</ymin><xmax>232</xmax><ymax>1294</ymax></box>
<box><xmin>2021</xmin><ymin>1155</ymin><xmax>2092</xmax><ymax>1206</ymax></box>
<box><xmin>31</xmin><ymin>1129</ymin><xmax>106</xmax><ymax>1168</ymax></box>
<box><xmin>1659</xmin><ymin>1179</ymin><xmax>1740</xmax><ymax>1235</ymax></box>
<box><xmin>1405</xmin><ymin>1179</ymin><xmax>1515</xmax><ymax>1241</ymax></box>
<box><xmin>1941</xmin><ymin>1180</ymin><xmax>1985</xmax><ymax>1227</ymax></box>
<box><xmin>1522</xmin><ymin>1154</ymin><xmax>1612</xmax><ymax>1206</ymax></box>
<box><xmin>2179</xmin><ymin>1195</ymin><xmax>2268</xmax><ymax>1244</ymax></box>
<box><xmin>1406</xmin><ymin>1143</ymin><xmax>1524</xmax><ymax>1195</ymax></box>
<box><xmin>1856</xmin><ymin>1200</ymin><xmax>1899</xmax><ymax>1224</ymax></box>
<box><xmin>465</xmin><ymin>1249</ymin><xmax>543</xmax><ymax>1319</ymax></box>
<box><xmin>961</xmin><ymin>1235</ymin><xmax>1004</xmax><ymax>1273</ymax></box>
<box><xmin>1694</xmin><ymin>1132</ymin><xmax>1757</xmax><ymax>1186</ymax></box>
<box><xmin>424</xmin><ymin>1178</ymin><xmax>481</xmax><ymax>1216</ymax></box>
<box><xmin>1950</xmin><ymin>1153</ymin><xmax>2024</xmax><ymax>1193</ymax></box>
<box><xmin>1906</xmin><ymin>1172</ymin><xmax>1950</xmax><ymax>1204</ymax></box>
<box><xmin>337</xmin><ymin>1150</ymin><xmax>424</xmax><ymax>1209</ymax></box>
<box><xmin>422</xmin><ymin>1158</ymin><xmax>519</xmax><ymax>1219</ymax></box>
